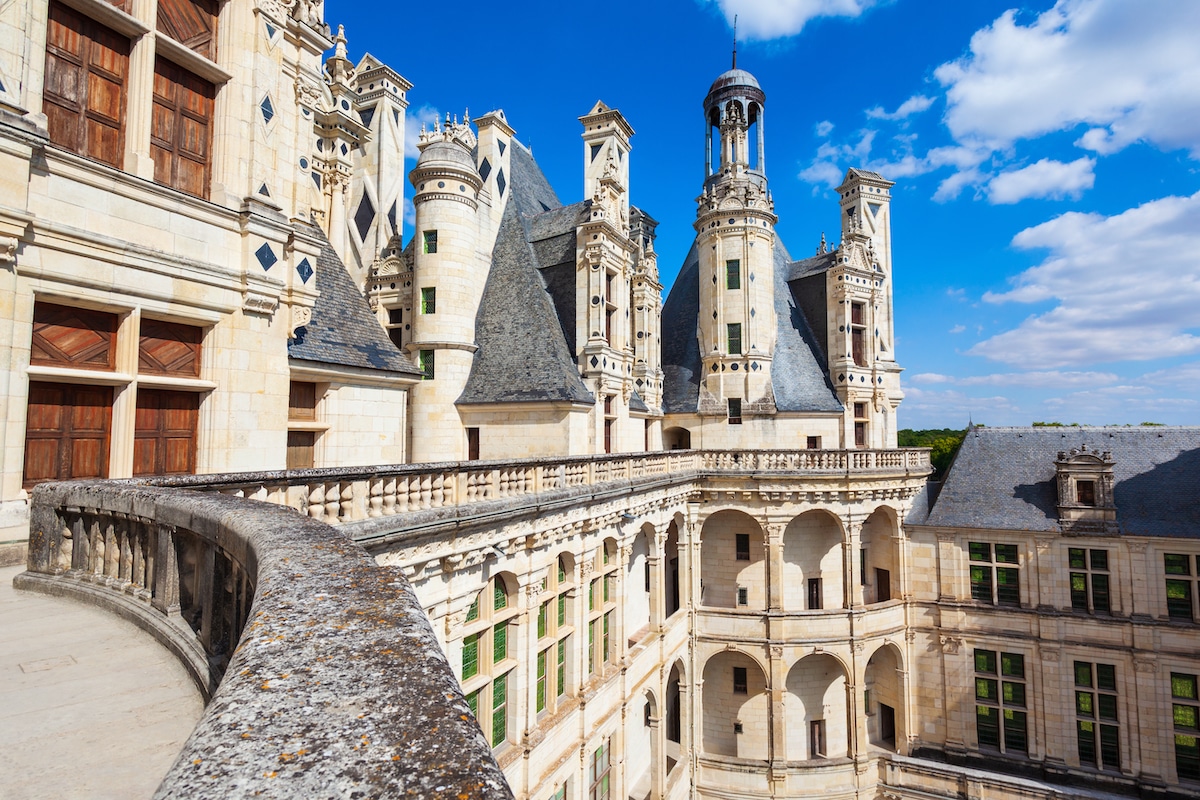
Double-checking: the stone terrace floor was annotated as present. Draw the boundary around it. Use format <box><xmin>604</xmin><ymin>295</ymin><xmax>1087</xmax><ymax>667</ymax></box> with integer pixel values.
<box><xmin>0</xmin><ymin>565</ymin><xmax>203</xmax><ymax>799</ymax></box>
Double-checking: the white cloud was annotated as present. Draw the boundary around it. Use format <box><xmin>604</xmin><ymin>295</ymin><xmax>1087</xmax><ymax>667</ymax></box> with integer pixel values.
<box><xmin>935</xmin><ymin>0</ymin><xmax>1200</xmax><ymax>158</ymax></box>
<box><xmin>986</xmin><ymin>157</ymin><xmax>1096</xmax><ymax>204</ymax></box>
<box><xmin>709</xmin><ymin>0</ymin><xmax>881</xmax><ymax>40</ymax></box>
<box><xmin>798</xmin><ymin>130</ymin><xmax>875</xmax><ymax>187</ymax></box>
<box><xmin>958</xmin><ymin>371</ymin><xmax>1119</xmax><ymax>388</ymax></box>
<box><xmin>970</xmin><ymin>191</ymin><xmax>1200</xmax><ymax>366</ymax></box>
<box><xmin>949</xmin><ymin>325</ymin><xmax>966</xmax><ymax>334</ymax></box>
<box><xmin>866</xmin><ymin>95</ymin><xmax>934</xmax><ymax>121</ymax></box>
<box><xmin>815</xmin><ymin>120</ymin><xmax>834</xmax><ymax>137</ymax></box>
<box><xmin>404</xmin><ymin>105</ymin><xmax>441</xmax><ymax>160</ymax></box>
<box><xmin>910</xmin><ymin>373</ymin><xmax>955</xmax><ymax>384</ymax></box>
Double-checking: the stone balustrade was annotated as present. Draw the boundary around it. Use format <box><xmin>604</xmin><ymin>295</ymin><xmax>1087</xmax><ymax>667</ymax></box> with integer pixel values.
<box><xmin>16</xmin><ymin>479</ymin><xmax>513</xmax><ymax>799</ymax></box>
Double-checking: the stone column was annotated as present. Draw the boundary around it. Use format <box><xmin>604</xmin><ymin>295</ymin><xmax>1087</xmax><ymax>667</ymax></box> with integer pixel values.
<box><xmin>1127</xmin><ymin>540</ymin><xmax>1152</xmax><ymax>618</ymax></box>
<box><xmin>769</xmin><ymin>644</ymin><xmax>787</xmax><ymax>766</ymax></box>
<box><xmin>936</xmin><ymin>532</ymin><xmax>958</xmax><ymax>601</ymax></box>
<box><xmin>1130</xmin><ymin>657</ymin><xmax>1161</xmax><ymax>782</ymax></box>
<box><xmin>521</xmin><ymin>572</ymin><xmax>544</xmax><ymax>739</ymax></box>
<box><xmin>649</xmin><ymin>705</ymin><xmax>664</xmax><ymax>800</ymax></box>
<box><xmin>1037</xmin><ymin>646</ymin><xmax>1066</xmax><ymax>767</ymax></box>
<box><xmin>844</xmin><ymin>518</ymin><xmax>863</xmax><ymax>609</ymax></box>
<box><xmin>123</xmin><ymin>26</ymin><xmax>156</xmax><ymax>180</ymax></box>
<box><xmin>1035</xmin><ymin>537</ymin><xmax>1056</xmax><ymax>611</ymax></box>
<box><xmin>940</xmin><ymin>635</ymin><xmax>968</xmax><ymax>754</ymax></box>
<box><xmin>649</xmin><ymin>526</ymin><xmax>665</xmax><ymax>633</ymax></box>
<box><xmin>765</xmin><ymin>522</ymin><xmax>784</xmax><ymax>612</ymax></box>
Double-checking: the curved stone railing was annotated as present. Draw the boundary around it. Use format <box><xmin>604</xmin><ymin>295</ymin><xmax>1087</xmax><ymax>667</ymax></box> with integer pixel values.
<box><xmin>17</xmin><ymin>480</ymin><xmax>512</xmax><ymax>799</ymax></box>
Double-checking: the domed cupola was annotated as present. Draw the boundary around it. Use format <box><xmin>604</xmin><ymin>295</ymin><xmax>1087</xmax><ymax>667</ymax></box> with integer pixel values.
<box><xmin>703</xmin><ymin>59</ymin><xmax>766</xmax><ymax>183</ymax></box>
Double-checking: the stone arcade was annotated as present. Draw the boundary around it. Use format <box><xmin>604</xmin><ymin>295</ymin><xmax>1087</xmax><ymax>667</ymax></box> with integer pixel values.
<box><xmin>2</xmin><ymin>0</ymin><xmax>1200</xmax><ymax>799</ymax></box>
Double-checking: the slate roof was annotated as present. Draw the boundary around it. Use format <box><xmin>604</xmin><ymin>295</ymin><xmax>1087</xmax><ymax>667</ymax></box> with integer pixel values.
<box><xmin>287</xmin><ymin>225</ymin><xmax>423</xmax><ymax>376</ymax></box>
<box><xmin>660</xmin><ymin>234</ymin><xmax>842</xmax><ymax>414</ymax></box>
<box><xmin>457</xmin><ymin>143</ymin><xmax>594</xmax><ymax>405</ymax></box>
<box><xmin>913</xmin><ymin>426</ymin><xmax>1200</xmax><ymax>538</ymax></box>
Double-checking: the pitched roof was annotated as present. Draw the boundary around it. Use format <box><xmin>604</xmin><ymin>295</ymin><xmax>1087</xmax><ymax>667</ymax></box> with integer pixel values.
<box><xmin>660</xmin><ymin>234</ymin><xmax>842</xmax><ymax>414</ymax></box>
<box><xmin>287</xmin><ymin>224</ymin><xmax>423</xmax><ymax>377</ymax></box>
<box><xmin>457</xmin><ymin>143</ymin><xmax>594</xmax><ymax>406</ymax></box>
<box><xmin>916</xmin><ymin>426</ymin><xmax>1200</xmax><ymax>537</ymax></box>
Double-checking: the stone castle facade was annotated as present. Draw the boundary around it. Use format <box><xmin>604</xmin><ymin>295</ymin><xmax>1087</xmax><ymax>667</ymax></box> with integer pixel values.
<box><xmin>2</xmin><ymin>1</ymin><xmax>1199</xmax><ymax>799</ymax></box>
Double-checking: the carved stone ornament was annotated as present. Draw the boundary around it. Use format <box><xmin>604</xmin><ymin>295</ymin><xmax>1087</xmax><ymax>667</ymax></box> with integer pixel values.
<box><xmin>1135</xmin><ymin>659</ymin><xmax>1158</xmax><ymax>674</ymax></box>
<box><xmin>289</xmin><ymin>304</ymin><xmax>313</xmax><ymax>337</ymax></box>
<box><xmin>1040</xmin><ymin>648</ymin><xmax>1061</xmax><ymax>663</ymax></box>
<box><xmin>0</xmin><ymin>235</ymin><xmax>17</xmax><ymax>265</ymax></box>
<box><xmin>242</xmin><ymin>291</ymin><xmax>279</xmax><ymax>316</ymax></box>
<box><xmin>939</xmin><ymin>635</ymin><xmax>962</xmax><ymax>655</ymax></box>
<box><xmin>769</xmin><ymin>645</ymin><xmax>783</xmax><ymax>658</ymax></box>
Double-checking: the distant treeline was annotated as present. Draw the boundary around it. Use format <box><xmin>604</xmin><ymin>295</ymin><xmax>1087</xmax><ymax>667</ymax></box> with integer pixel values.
<box><xmin>897</xmin><ymin>428</ymin><xmax>967</xmax><ymax>479</ymax></box>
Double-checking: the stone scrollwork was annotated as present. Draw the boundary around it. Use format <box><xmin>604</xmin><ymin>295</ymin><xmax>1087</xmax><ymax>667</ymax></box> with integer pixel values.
<box><xmin>939</xmin><ymin>635</ymin><xmax>962</xmax><ymax>655</ymax></box>
<box><xmin>0</xmin><ymin>234</ymin><xmax>17</xmax><ymax>265</ymax></box>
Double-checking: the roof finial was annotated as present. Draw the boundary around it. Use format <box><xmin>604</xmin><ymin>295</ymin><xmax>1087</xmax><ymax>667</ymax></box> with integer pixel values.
<box><xmin>732</xmin><ymin>14</ymin><xmax>738</xmax><ymax>69</ymax></box>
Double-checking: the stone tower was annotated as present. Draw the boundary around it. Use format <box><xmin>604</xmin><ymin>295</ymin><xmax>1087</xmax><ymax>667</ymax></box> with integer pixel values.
<box><xmin>407</xmin><ymin>119</ymin><xmax>484</xmax><ymax>461</ymax></box>
<box><xmin>694</xmin><ymin>66</ymin><xmax>779</xmax><ymax>420</ymax></box>
<box><xmin>828</xmin><ymin>168</ymin><xmax>904</xmax><ymax>448</ymax></box>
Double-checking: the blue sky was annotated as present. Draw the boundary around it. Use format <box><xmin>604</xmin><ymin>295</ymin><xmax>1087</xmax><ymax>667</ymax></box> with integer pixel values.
<box><xmin>327</xmin><ymin>0</ymin><xmax>1200</xmax><ymax>429</ymax></box>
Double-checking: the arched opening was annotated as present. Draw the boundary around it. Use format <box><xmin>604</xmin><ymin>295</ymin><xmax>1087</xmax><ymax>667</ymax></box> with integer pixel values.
<box><xmin>459</xmin><ymin>571</ymin><xmax>520</xmax><ymax>749</ymax></box>
<box><xmin>747</xmin><ymin>102</ymin><xmax>760</xmax><ymax>172</ymax></box>
<box><xmin>701</xmin><ymin>651</ymin><xmax>769</xmax><ymax>760</ymax></box>
<box><xmin>665</xmin><ymin>661</ymin><xmax>685</xmax><ymax>775</ymax></box>
<box><xmin>862</xmin><ymin>507</ymin><xmax>900</xmax><ymax>604</ymax></box>
<box><xmin>663</xmin><ymin>426</ymin><xmax>691</xmax><ymax>450</ymax></box>
<box><xmin>700</xmin><ymin>510</ymin><xmax>765</xmax><ymax>609</ymax></box>
<box><xmin>534</xmin><ymin>553</ymin><xmax>575</xmax><ymax>711</ymax></box>
<box><xmin>626</xmin><ymin>689</ymin><xmax>657</xmax><ymax>800</ymax></box>
<box><xmin>785</xmin><ymin>654</ymin><xmax>848</xmax><ymax>761</ymax></box>
<box><xmin>664</xmin><ymin>520</ymin><xmax>681</xmax><ymax>619</ymax></box>
<box><xmin>782</xmin><ymin>510</ymin><xmax>845</xmax><ymax>611</ymax></box>
<box><xmin>625</xmin><ymin>527</ymin><xmax>650</xmax><ymax>642</ymax></box>
<box><xmin>865</xmin><ymin>644</ymin><xmax>905</xmax><ymax>753</ymax></box>
<box><xmin>707</xmin><ymin>107</ymin><xmax>721</xmax><ymax>176</ymax></box>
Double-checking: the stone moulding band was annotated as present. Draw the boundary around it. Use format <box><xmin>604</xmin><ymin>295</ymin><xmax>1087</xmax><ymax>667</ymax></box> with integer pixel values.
<box><xmin>19</xmin><ymin>480</ymin><xmax>513</xmax><ymax>800</ymax></box>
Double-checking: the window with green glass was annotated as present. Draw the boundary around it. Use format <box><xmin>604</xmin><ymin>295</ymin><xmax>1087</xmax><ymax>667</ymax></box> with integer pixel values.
<box><xmin>588</xmin><ymin>620</ymin><xmax>596</xmax><ymax>674</ymax></box>
<box><xmin>589</xmin><ymin>739</ymin><xmax>611</xmax><ymax>800</ymax></box>
<box><xmin>604</xmin><ymin>574</ymin><xmax>612</xmax><ymax>603</ymax></box>
<box><xmin>974</xmin><ymin>648</ymin><xmax>1027</xmax><ymax>754</ymax></box>
<box><xmin>493</xmin><ymin>620</ymin><xmax>507</xmax><ymax>663</ymax></box>
<box><xmin>420</xmin><ymin>286</ymin><xmax>436</xmax><ymax>313</ymax></box>
<box><xmin>462</xmin><ymin>633</ymin><xmax>479</xmax><ymax>680</ymax></box>
<box><xmin>538</xmin><ymin>601</ymin><xmax>548</xmax><ymax>639</ymax></box>
<box><xmin>969</xmin><ymin>543</ymin><xmax>1019</xmax><ymax>607</ymax></box>
<box><xmin>1070</xmin><ymin>548</ymin><xmax>1111</xmax><ymax>614</ymax></box>
<box><xmin>1075</xmin><ymin>660</ymin><xmax>1120</xmax><ymax>771</ymax></box>
<box><xmin>422</xmin><ymin>230</ymin><xmax>438</xmax><ymax>254</ymax></box>
<box><xmin>494</xmin><ymin>582</ymin><xmax>507</xmax><ymax>611</ymax></box>
<box><xmin>1175</xmin><ymin>673</ymin><xmax>1200</xmax><ymax>781</ymax></box>
<box><xmin>536</xmin><ymin>650</ymin><xmax>547</xmax><ymax>713</ymax></box>
<box><xmin>1166</xmin><ymin>554</ymin><xmax>1196</xmax><ymax>621</ymax></box>
<box><xmin>491</xmin><ymin>673</ymin><xmax>507</xmax><ymax>746</ymax></box>
<box><xmin>557</xmin><ymin>638</ymin><xmax>567</xmax><ymax>697</ymax></box>
<box><xmin>725</xmin><ymin>259</ymin><xmax>741</xmax><ymax>290</ymax></box>
<box><xmin>558</xmin><ymin>594</ymin><xmax>566</xmax><ymax>626</ymax></box>
<box><xmin>589</xmin><ymin>579</ymin><xmax>596</xmax><ymax>611</ymax></box>
<box><xmin>602</xmin><ymin>612</ymin><xmax>611</xmax><ymax>662</ymax></box>
<box><xmin>419</xmin><ymin>349</ymin><xmax>434</xmax><ymax>380</ymax></box>
<box><xmin>466</xmin><ymin>688</ymin><xmax>479</xmax><ymax>718</ymax></box>
<box><xmin>727</xmin><ymin>323</ymin><xmax>742</xmax><ymax>355</ymax></box>
<box><xmin>466</xmin><ymin>595</ymin><xmax>479</xmax><ymax>622</ymax></box>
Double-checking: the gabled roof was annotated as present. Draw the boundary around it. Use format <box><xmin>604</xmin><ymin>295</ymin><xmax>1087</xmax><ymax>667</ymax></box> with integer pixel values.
<box><xmin>913</xmin><ymin>426</ymin><xmax>1200</xmax><ymax>537</ymax></box>
<box><xmin>287</xmin><ymin>224</ymin><xmax>423</xmax><ymax>377</ymax></box>
<box><xmin>457</xmin><ymin>142</ymin><xmax>593</xmax><ymax>406</ymax></box>
<box><xmin>659</xmin><ymin>234</ymin><xmax>842</xmax><ymax>415</ymax></box>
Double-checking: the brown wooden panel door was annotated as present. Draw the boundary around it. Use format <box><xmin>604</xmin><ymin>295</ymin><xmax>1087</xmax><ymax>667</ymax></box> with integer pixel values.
<box><xmin>134</xmin><ymin>389</ymin><xmax>198</xmax><ymax>476</ymax></box>
<box><xmin>139</xmin><ymin>319</ymin><xmax>202</xmax><ymax>376</ymax></box>
<box><xmin>156</xmin><ymin>0</ymin><xmax>218</xmax><ymax>59</ymax></box>
<box><xmin>23</xmin><ymin>382</ymin><xmax>112</xmax><ymax>487</ymax></box>
<box><xmin>31</xmin><ymin>302</ymin><xmax>118</xmax><ymax>370</ymax></box>
<box><xmin>43</xmin><ymin>2</ymin><xmax>128</xmax><ymax>167</ymax></box>
<box><xmin>151</xmin><ymin>57</ymin><xmax>214</xmax><ymax>199</ymax></box>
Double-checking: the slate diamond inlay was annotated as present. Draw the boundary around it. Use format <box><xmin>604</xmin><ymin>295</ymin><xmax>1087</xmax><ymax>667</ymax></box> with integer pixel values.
<box><xmin>260</xmin><ymin>96</ymin><xmax>274</xmax><ymax>124</ymax></box>
<box><xmin>296</xmin><ymin>258</ymin><xmax>313</xmax><ymax>283</ymax></box>
<box><xmin>255</xmin><ymin>243</ymin><xmax>277</xmax><ymax>271</ymax></box>
<box><xmin>496</xmin><ymin>168</ymin><xmax>506</xmax><ymax>197</ymax></box>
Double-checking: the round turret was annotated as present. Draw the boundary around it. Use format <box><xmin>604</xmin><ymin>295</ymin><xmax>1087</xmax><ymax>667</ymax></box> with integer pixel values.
<box><xmin>415</xmin><ymin>139</ymin><xmax>477</xmax><ymax>173</ymax></box>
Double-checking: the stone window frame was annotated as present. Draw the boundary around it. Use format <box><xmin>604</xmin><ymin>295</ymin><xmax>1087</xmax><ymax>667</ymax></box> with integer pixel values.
<box><xmin>973</xmin><ymin>648</ymin><xmax>1029</xmax><ymax>755</ymax></box>
<box><xmin>1172</xmin><ymin>672</ymin><xmax>1200</xmax><ymax>782</ymax></box>
<box><xmin>1074</xmin><ymin>660</ymin><xmax>1120</xmax><ymax>772</ymax></box>
<box><xmin>1069</xmin><ymin>548</ymin><xmax>1111</xmax><ymax>615</ymax></box>
<box><xmin>587</xmin><ymin>540</ymin><xmax>619</xmax><ymax>676</ymax></box>
<box><xmin>1165</xmin><ymin>553</ymin><xmax>1198</xmax><ymax>622</ymax></box>
<box><xmin>969</xmin><ymin>542</ymin><xmax>1020</xmax><ymax>607</ymax></box>
<box><xmin>588</xmin><ymin>738</ymin><xmax>611</xmax><ymax>800</ymax></box>
<box><xmin>725</xmin><ymin>259</ymin><xmax>741</xmax><ymax>290</ymax></box>
<box><xmin>460</xmin><ymin>574</ymin><xmax>520</xmax><ymax>750</ymax></box>
<box><xmin>534</xmin><ymin>553</ymin><xmax>575</xmax><ymax>716</ymax></box>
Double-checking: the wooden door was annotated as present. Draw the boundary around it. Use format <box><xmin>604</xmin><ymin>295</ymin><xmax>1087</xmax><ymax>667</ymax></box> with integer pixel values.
<box><xmin>43</xmin><ymin>2</ymin><xmax>129</xmax><ymax>168</ymax></box>
<box><xmin>133</xmin><ymin>389</ymin><xmax>198</xmax><ymax>476</ymax></box>
<box><xmin>876</xmin><ymin>568</ymin><xmax>891</xmax><ymax>602</ymax></box>
<box><xmin>24</xmin><ymin>382</ymin><xmax>112</xmax><ymax>487</ymax></box>
<box><xmin>286</xmin><ymin>431</ymin><xmax>315</xmax><ymax>470</ymax></box>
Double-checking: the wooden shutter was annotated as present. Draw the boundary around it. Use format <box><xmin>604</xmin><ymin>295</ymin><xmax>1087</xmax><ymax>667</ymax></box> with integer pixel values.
<box><xmin>31</xmin><ymin>302</ymin><xmax>117</xmax><ymax>370</ymax></box>
<box><xmin>24</xmin><ymin>382</ymin><xmax>113</xmax><ymax>487</ymax></box>
<box><xmin>139</xmin><ymin>318</ymin><xmax>202</xmax><ymax>376</ymax></box>
<box><xmin>288</xmin><ymin>382</ymin><xmax>317</xmax><ymax>420</ymax></box>
<box><xmin>287</xmin><ymin>431</ymin><xmax>315</xmax><ymax>470</ymax></box>
<box><xmin>156</xmin><ymin>0</ymin><xmax>218</xmax><ymax>60</ymax></box>
<box><xmin>133</xmin><ymin>389</ymin><xmax>198</xmax><ymax>475</ymax></box>
<box><xmin>43</xmin><ymin>2</ymin><xmax>128</xmax><ymax>168</ymax></box>
<box><xmin>151</xmin><ymin>57</ymin><xmax>214</xmax><ymax>199</ymax></box>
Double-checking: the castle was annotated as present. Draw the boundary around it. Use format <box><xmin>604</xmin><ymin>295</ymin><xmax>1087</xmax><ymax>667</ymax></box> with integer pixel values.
<box><xmin>2</xmin><ymin>0</ymin><xmax>1199</xmax><ymax>799</ymax></box>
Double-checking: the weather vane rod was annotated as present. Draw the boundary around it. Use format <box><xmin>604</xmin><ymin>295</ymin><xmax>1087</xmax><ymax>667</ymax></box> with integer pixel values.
<box><xmin>732</xmin><ymin>14</ymin><xmax>738</xmax><ymax>68</ymax></box>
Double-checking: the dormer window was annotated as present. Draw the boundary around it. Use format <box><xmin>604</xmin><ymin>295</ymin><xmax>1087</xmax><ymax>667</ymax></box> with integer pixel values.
<box><xmin>1055</xmin><ymin>445</ymin><xmax>1117</xmax><ymax>534</ymax></box>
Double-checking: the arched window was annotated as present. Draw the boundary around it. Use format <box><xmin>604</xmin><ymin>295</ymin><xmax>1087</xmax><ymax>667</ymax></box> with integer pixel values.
<box><xmin>460</xmin><ymin>573</ymin><xmax>519</xmax><ymax>748</ymax></box>
<box><xmin>587</xmin><ymin>540</ymin><xmax>620</xmax><ymax>675</ymax></box>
